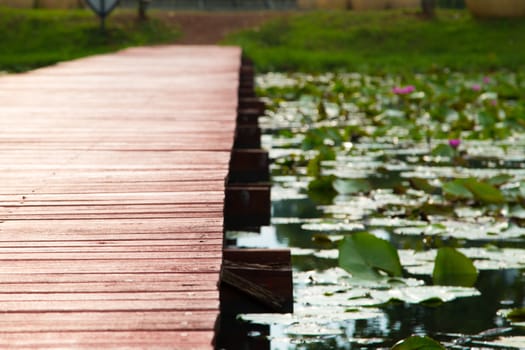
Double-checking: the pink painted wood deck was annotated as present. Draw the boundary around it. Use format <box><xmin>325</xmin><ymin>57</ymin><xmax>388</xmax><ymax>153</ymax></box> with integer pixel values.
<box><xmin>0</xmin><ymin>46</ymin><xmax>241</xmax><ymax>349</ymax></box>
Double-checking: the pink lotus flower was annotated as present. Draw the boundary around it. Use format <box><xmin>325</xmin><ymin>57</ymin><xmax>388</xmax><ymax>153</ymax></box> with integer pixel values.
<box><xmin>471</xmin><ymin>84</ymin><xmax>481</xmax><ymax>91</ymax></box>
<box><xmin>483</xmin><ymin>76</ymin><xmax>491</xmax><ymax>84</ymax></box>
<box><xmin>448</xmin><ymin>139</ymin><xmax>461</xmax><ymax>149</ymax></box>
<box><xmin>392</xmin><ymin>85</ymin><xmax>415</xmax><ymax>95</ymax></box>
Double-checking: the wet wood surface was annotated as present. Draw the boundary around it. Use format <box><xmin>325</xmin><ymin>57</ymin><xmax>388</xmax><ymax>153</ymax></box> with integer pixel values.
<box><xmin>0</xmin><ymin>45</ymin><xmax>241</xmax><ymax>349</ymax></box>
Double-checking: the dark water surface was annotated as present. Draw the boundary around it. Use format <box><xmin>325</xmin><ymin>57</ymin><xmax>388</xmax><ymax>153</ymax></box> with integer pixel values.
<box><xmin>232</xmin><ymin>196</ymin><xmax>525</xmax><ymax>349</ymax></box>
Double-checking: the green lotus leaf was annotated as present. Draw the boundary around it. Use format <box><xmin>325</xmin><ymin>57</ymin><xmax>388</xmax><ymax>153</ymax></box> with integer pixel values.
<box><xmin>431</xmin><ymin>143</ymin><xmax>455</xmax><ymax>158</ymax></box>
<box><xmin>432</xmin><ymin>247</ymin><xmax>478</xmax><ymax>287</ymax></box>
<box><xmin>487</xmin><ymin>174</ymin><xmax>513</xmax><ymax>186</ymax></box>
<box><xmin>391</xmin><ymin>335</ymin><xmax>445</xmax><ymax>350</ymax></box>
<box><xmin>460</xmin><ymin>178</ymin><xmax>506</xmax><ymax>204</ymax></box>
<box><xmin>333</xmin><ymin>178</ymin><xmax>371</xmax><ymax>195</ymax></box>
<box><xmin>442</xmin><ymin>179</ymin><xmax>473</xmax><ymax>200</ymax></box>
<box><xmin>339</xmin><ymin>232</ymin><xmax>402</xmax><ymax>280</ymax></box>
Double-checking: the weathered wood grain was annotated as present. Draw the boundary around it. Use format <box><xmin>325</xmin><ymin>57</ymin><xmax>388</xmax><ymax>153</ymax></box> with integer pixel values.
<box><xmin>0</xmin><ymin>45</ymin><xmax>241</xmax><ymax>348</ymax></box>
<box><xmin>0</xmin><ymin>331</ymin><xmax>215</xmax><ymax>349</ymax></box>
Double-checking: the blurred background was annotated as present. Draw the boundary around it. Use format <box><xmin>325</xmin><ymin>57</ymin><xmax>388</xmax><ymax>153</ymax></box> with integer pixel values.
<box><xmin>0</xmin><ymin>0</ymin><xmax>466</xmax><ymax>10</ymax></box>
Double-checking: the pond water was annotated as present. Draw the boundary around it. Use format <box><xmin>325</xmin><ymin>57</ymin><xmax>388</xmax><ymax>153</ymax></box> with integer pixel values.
<box><xmin>229</xmin><ymin>72</ymin><xmax>525</xmax><ymax>349</ymax></box>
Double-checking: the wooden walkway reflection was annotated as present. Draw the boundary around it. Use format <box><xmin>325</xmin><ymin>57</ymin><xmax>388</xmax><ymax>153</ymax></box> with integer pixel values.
<box><xmin>0</xmin><ymin>46</ymin><xmax>241</xmax><ymax>349</ymax></box>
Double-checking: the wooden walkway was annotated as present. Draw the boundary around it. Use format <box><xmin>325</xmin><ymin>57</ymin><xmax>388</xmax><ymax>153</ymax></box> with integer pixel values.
<box><xmin>0</xmin><ymin>46</ymin><xmax>241</xmax><ymax>349</ymax></box>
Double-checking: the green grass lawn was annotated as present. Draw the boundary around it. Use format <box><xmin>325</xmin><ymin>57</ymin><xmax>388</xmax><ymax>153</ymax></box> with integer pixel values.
<box><xmin>1</xmin><ymin>7</ymin><xmax>524</xmax><ymax>74</ymax></box>
<box><xmin>0</xmin><ymin>7</ymin><xmax>179</xmax><ymax>72</ymax></box>
<box><xmin>224</xmin><ymin>9</ymin><xmax>525</xmax><ymax>73</ymax></box>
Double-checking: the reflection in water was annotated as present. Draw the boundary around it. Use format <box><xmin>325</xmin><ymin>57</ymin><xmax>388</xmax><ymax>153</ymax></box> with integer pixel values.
<box><xmin>236</xmin><ymin>71</ymin><xmax>525</xmax><ymax>348</ymax></box>
<box><xmin>234</xmin><ymin>195</ymin><xmax>525</xmax><ymax>348</ymax></box>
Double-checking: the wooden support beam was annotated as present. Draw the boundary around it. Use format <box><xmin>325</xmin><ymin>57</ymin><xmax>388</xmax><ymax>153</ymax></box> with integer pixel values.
<box><xmin>220</xmin><ymin>248</ymin><xmax>293</xmax><ymax>314</ymax></box>
<box><xmin>234</xmin><ymin>125</ymin><xmax>261</xmax><ymax>149</ymax></box>
<box><xmin>221</xmin><ymin>269</ymin><xmax>286</xmax><ymax>311</ymax></box>
<box><xmin>238</xmin><ymin>87</ymin><xmax>256</xmax><ymax>98</ymax></box>
<box><xmin>215</xmin><ymin>316</ymin><xmax>269</xmax><ymax>350</ymax></box>
<box><xmin>229</xmin><ymin>149</ymin><xmax>269</xmax><ymax>183</ymax></box>
<box><xmin>237</xmin><ymin>108</ymin><xmax>262</xmax><ymax>126</ymax></box>
<box><xmin>240</xmin><ymin>64</ymin><xmax>255</xmax><ymax>78</ymax></box>
<box><xmin>239</xmin><ymin>55</ymin><xmax>256</xmax><ymax>96</ymax></box>
<box><xmin>216</xmin><ymin>53</ymin><xmax>284</xmax><ymax>349</ymax></box>
<box><xmin>238</xmin><ymin>97</ymin><xmax>266</xmax><ymax>112</ymax></box>
<box><xmin>224</xmin><ymin>184</ymin><xmax>270</xmax><ymax>229</ymax></box>
<box><xmin>239</xmin><ymin>80</ymin><xmax>255</xmax><ymax>91</ymax></box>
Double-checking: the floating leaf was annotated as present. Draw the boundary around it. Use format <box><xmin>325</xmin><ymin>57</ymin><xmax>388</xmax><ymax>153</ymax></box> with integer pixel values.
<box><xmin>286</xmin><ymin>323</ymin><xmax>344</xmax><ymax>336</ymax></box>
<box><xmin>490</xmin><ymin>336</ymin><xmax>525</xmax><ymax>348</ymax></box>
<box><xmin>370</xmin><ymin>285</ymin><xmax>480</xmax><ymax>305</ymax></box>
<box><xmin>506</xmin><ymin>307</ymin><xmax>525</xmax><ymax>322</ymax></box>
<box><xmin>442</xmin><ymin>178</ymin><xmax>507</xmax><ymax>204</ymax></box>
<box><xmin>338</xmin><ymin>232</ymin><xmax>402</xmax><ymax>280</ymax></box>
<box><xmin>461</xmin><ymin>178</ymin><xmax>506</xmax><ymax>204</ymax></box>
<box><xmin>477</xmin><ymin>110</ymin><xmax>497</xmax><ymax>127</ymax></box>
<box><xmin>442</xmin><ymin>180</ymin><xmax>473</xmax><ymax>200</ymax></box>
<box><xmin>308</xmin><ymin>175</ymin><xmax>335</xmax><ymax>193</ymax></box>
<box><xmin>432</xmin><ymin>247</ymin><xmax>478</xmax><ymax>287</ymax></box>
<box><xmin>401</xmin><ymin>247</ymin><xmax>525</xmax><ymax>275</ymax></box>
<box><xmin>333</xmin><ymin>178</ymin><xmax>371</xmax><ymax>195</ymax></box>
<box><xmin>487</xmin><ymin>174</ymin><xmax>513</xmax><ymax>186</ymax></box>
<box><xmin>306</xmin><ymin>155</ymin><xmax>322</xmax><ymax>177</ymax></box>
<box><xmin>391</xmin><ymin>335</ymin><xmax>445</xmax><ymax>350</ymax></box>
<box><xmin>431</xmin><ymin>143</ymin><xmax>455</xmax><ymax>158</ymax></box>
<box><xmin>497</xmin><ymin>309</ymin><xmax>525</xmax><ymax>327</ymax></box>
<box><xmin>303</xmin><ymin>221</ymin><xmax>365</xmax><ymax>232</ymax></box>
<box><xmin>409</xmin><ymin>178</ymin><xmax>438</xmax><ymax>194</ymax></box>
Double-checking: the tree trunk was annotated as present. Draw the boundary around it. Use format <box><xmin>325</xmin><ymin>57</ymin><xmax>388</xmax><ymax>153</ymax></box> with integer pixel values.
<box><xmin>138</xmin><ymin>0</ymin><xmax>150</xmax><ymax>21</ymax></box>
<box><xmin>421</xmin><ymin>0</ymin><xmax>436</xmax><ymax>18</ymax></box>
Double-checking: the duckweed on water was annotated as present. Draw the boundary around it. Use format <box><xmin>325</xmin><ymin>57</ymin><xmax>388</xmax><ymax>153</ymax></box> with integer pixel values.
<box><xmin>237</xmin><ymin>71</ymin><xmax>525</xmax><ymax>349</ymax></box>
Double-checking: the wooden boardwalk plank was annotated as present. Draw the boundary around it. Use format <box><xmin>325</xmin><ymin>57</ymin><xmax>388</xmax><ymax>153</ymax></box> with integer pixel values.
<box><xmin>0</xmin><ymin>45</ymin><xmax>241</xmax><ymax>348</ymax></box>
<box><xmin>0</xmin><ymin>331</ymin><xmax>214</xmax><ymax>350</ymax></box>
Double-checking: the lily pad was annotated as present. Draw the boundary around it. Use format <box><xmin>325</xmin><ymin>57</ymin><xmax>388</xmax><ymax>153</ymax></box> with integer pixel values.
<box><xmin>339</xmin><ymin>232</ymin><xmax>402</xmax><ymax>280</ymax></box>
<box><xmin>490</xmin><ymin>336</ymin><xmax>525</xmax><ymax>348</ymax></box>
<box><xmin>487</xmin><ymin>173</ymin><xmax>513</xmax><ymax>186</ymax></box>
<box><xmin>410</xmin><ymin>178</ymin><xmax>439</xmax><ymax>194</ymax></box>
<box><xmin>497</xmin><ymin>309</ymin><xmax>525</xmax><ymax>327</ymax></box>
<box><xmin>442</xmin><ymin>179</ymin><xmax>474</xmax><ymax>200</ymax></box>
<box><xmin>370</xmin><ymin>285</ymin><xmax>481</xmax><ymax>304</ymax></box>
<box><xmin>391</xmin><ymin>335</ymin><xmax>445</xmax><ymax>350</ymax></box>
<box><xmin>461</xmin><ymin>178</ymin><xmax>506</xmax><ymax>204</ymax></box>
<box><xmin>431</xmin><ymin>143</ymin><xmax>455</xmax><ymax>158</ymax></box>
<box><xmin>333</xmin><ymin>178</ymin><xmax>371</xmax><ymax>195</ymax></box>
<box><xmin>308</xmin><ymin>175</ymin><xmax>336</xmax><ymax>193</ymax></box>
<box><xmin>257</xmin><ymin>70</ymin><xmax>525</xmax><ymax>347</ymax></box>
<box><xmin>395</xmin><ymin>218</ymin><xmax>525</xmax><ymax>241</ymax></box>
<box><xmin>505</xmin><ymin>307</ymin><xmax>525</xmax><ymax>322</ymax></box>
<box><xmin>285</xmin><ymin>323</ymin><xmax>344</xmax><ymax>336</ymax></box>
<box><xmin>432</xmin><ymin>247</ymin><xmax>478</xmax><ymax>287</ymax></box>
<box><xmin>301</xmin><ymin>221</ymin><xmax>365</xmax><ymax>232</ymax></box>
<box><xmin>401</xmin><ymin>247</ymin><xmax>525</xmax><ymax>275</ymax></box>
